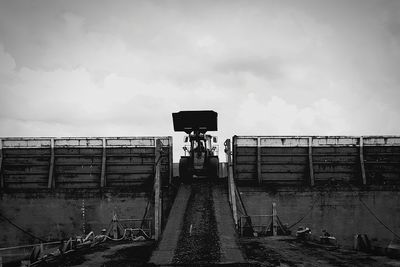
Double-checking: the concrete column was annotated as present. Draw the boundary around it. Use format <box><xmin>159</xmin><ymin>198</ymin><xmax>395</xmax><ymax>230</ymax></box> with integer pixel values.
<box><xmin>100</xmin><ymin>138</ymin><xmax>107</xmax><ymax>187</ymax></box>
<box><xmin>308</xmin><ymin>137</ymin><xmax>314</xmax><ymax>186</ymax></box>
<box><xmin>0</xmin><ymin>139</ymin><xmax>3</xmax><ymax>189</ymax></box>
<box><xmin>47</xmin><ymin>138</ymin><xmax>55</xmax><ymax>189</ymax></box>
<box><xmin>169</xmin><ymin>137</ymin><xmax>173</xmax><ymax>185</ymax></box>
<box><xmin>360</xmin><ymin>137</ymin><xmax>367</xmax><ymax>185</ymax></box>
<box><xmin>154</xmin><ymin>139</ymin><xmax>162</xmax><ymax>240</ymax></box>
<box><xmin>257</xmin><ymin>137</ymin><xmax>262</xmax><ymax>185</ymax></box>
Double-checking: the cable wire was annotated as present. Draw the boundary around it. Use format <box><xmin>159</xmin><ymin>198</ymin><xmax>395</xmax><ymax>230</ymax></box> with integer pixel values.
<box><xmin>358</xmin><ymin>197</ymin><xmax>400</xmax><ymax>240</ymax></box>
<box><xmin>288</xmin><ymin>195</ymin><xmax>320</xmax><ymax>229</ymax></box>
<box><xmin>0</xmin><ymin>212</ymin><xmax>46</xmax><ymax>242</ymax></box>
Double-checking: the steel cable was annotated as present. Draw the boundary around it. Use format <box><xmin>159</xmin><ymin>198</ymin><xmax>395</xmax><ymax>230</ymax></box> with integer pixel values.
<box><xmin>0</xmin><ymin>212</ymin><xmax>46</xmax><ymax>242</ymax></box>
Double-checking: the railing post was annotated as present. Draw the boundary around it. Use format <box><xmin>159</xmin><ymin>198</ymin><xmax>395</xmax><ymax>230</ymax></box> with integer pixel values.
<box><xmin>100</xmin><ymin>138</ymin><xmax>107</xmax><ymax>187</ymax></box>
<box><xmin>308</xmin><ymin>137</ymin><xmax>314</xmax><ymax>186</ymax></box>
<box><xmin>272</xmin><ymin>202</ymin><xmax>277</xmax><ymax>236</ymax></box>
<box><xmin>0</xmin><ymin>139</ymin><xmax>3</xmax><ymax>189</ymax></box>
<box><xmin>360</xmin><ymin>136</ymin><xmax>367</xmax><ymax>185</ymax></box>
<box><xmin>47</xmin><ymin>138</ymin><xmax>55</xmax><ymax>189</ymax></box>
<box><xmin>225</xmin><ymin>139</ymin><xmax>238</xmax><ymax>227</ymax></box>
<box><xmin>154</xmin><ymin>139</ymin><xmax>162</xmax><ymax>241</ymax></box>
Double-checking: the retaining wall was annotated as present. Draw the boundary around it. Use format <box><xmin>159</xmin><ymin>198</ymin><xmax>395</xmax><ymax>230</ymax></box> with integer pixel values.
<box><xmin>0</xmin><ymin>137</ymin><xmax>172</xmax><ymax>189</ymax></box>
<box><xmin>233</xmin><ymin>136</ymin><xmax>400</xmax><ymax>186</ymax></box>
<box><xmin>239</xmin><ymin>187</ymin><xmax>400</xmax><ymax>248</ymax></box>
<box><xmin>0</xmin><ymin>136</ymin><xmax>173</xmax><ymax>248</ymax></box>
<box><xmin>233</xmin><ymin>135</ymin><xmax>400</xmax><ymax>248</ymax></box>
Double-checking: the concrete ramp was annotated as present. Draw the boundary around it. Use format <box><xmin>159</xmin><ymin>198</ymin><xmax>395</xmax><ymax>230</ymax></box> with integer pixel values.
<box><xmin>150</xmin><ymin>184</ymin><xmax>191</xmax><ymax>265</ymax></box>
<box><xmin>213</xmin><ymin>184</ymin><xmax>246</xmax><ymax>264</ymax></box>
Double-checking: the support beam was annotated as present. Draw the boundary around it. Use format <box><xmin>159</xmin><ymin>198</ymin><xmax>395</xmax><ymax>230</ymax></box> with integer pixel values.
<box><xmin>257</xmin><ymin>137</ymin><xmax>262</xmax><ymax>185</ymax></box>
<box><xmin>272</xmin><ymin>202</ymin><xmax>277</xmax><ymax>236</ymax></box>
<box><xmin>47</xmin><ymin>138</ymin><xmax>55</xmax><ymax>189</ymax></box>
<box><xmin>0</xmin><ymin>139</ymin><xmax>3</xmax><ymax>189</ymax></box>
<box><xmin>360</xmin><ymin>136</ymin><xmax>367</xmax><ymax>185</ymax></box>
<box><xmin>100</xmin><ymin>138</ymin><xmax>107</xmax><ymax>187</ymax></box>
<box><xmin>154</xmin><ymin>139</ymin><xmax>162</xmax><ymax>241</ymax></box>
<box><xmin>308</xmin><ymin>137</ymin><xmax>314</xmax><ymax>186</ymax></box>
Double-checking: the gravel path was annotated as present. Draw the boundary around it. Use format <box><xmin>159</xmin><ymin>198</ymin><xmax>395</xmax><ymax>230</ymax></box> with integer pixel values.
<box><xmin>172</xmin><ymin>181</ymin><xmax>221</xmax><ymax>265</ymax></box>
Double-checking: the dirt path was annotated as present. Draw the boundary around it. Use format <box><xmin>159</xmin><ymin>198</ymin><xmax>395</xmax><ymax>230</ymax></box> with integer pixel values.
<box><xmin>172</xmin><ymin>182</ymin><xmax>220</xmax><ymax>265</ymax></box>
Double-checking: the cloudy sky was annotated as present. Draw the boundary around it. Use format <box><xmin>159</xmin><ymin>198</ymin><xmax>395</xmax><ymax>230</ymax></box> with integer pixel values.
<box><xmin>1</xmin><ymin>0</ymin><xmax>400</xmax><ymax>160</ymax></box>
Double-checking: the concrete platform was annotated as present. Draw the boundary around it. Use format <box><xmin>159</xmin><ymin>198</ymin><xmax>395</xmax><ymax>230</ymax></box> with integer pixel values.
<box><xmin>149</xmin><ymin>184</ymin><xmax>191</xmax><ymax>265</ymax></box>
<box><xmin>213</xmin><ymin>184</ymin><xmax>246</xmax><ymax>264</ymax></box>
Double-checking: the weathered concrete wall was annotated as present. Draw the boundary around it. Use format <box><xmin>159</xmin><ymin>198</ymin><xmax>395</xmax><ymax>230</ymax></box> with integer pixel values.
<box><xmin>0</xmin><ymin>137</ymin><xmax>173</xmax><ymax>189</ymax></box>
<box><xmin>0</xmin><ymin>190</ymin><xmax>150</xmax><ymax>247</ymax></box>
<box><xmin>233</xmin><ymin>136</ymin><xmax>400</xmax><ymax>186</ymax></box>
<box><xmin>239</xmin><ymin>186</ymin><xmax>400</xmax><ymax>248</ymax></box>
<box><xmin>0</xmin><ymin>136</ymin><xmax>174</xmax><ymax>248</ymax></box>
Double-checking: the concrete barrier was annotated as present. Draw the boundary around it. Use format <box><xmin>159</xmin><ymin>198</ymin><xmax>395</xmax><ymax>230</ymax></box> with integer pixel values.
<box><xmin>0</xmin><ymin>137</ymin><xmax>172</xmax><ymax>189</ymax></box>
<box><xmin>233</xmin><ymin>136</ymin><xmax>400</xmax><ymax>186</ymax></box>
<box><xmin>0</xmin><ymin>136</ymin><xmax>173</xmax><ymax>249</ymax></box>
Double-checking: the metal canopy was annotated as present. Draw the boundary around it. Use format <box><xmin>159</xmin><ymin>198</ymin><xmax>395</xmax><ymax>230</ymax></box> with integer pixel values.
<box><xmin>172</xmin><ymin>110</ymin><xmax>218</xmax><ymax>133</ymax></box>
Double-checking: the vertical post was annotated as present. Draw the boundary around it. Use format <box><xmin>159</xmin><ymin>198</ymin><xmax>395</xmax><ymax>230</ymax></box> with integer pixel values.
<box><xmin>47</xmin><ymin>138</ymin><xmax>55</xmax><ymax>189</ymax></box>
<box><xmin>308</xmin><ymin>137</ymin><xmax>314</xmax><ymax>186</ymax></box>
<box><xmin>257</xmin><ymin>137</ymin><xmax>262</xmax><ymax>185</ymax></box>
<box><xmin>101</xmin><ymin>138</ymin><xmax>107</xmax><ymax>187</ymax></box>
<box><xmin>0</xmin><ymin>139</ymin><xmax>4</xmax><ymax>189</ymax></box>
<box><xmin>169</xmin><ymin>137</ymin><xmax>173</xmax><ymax>185</ymax></box>
<box><xmin>226</xmin><ymin>139</ymin><xmax>238</xmax><ymax>227</ymax></box>
<box><xmin>225</xmin><ymin>140</ymin><xmax>232</xmax><ymax>205</ymax></box>
<box><xmin>233</xmin><ymin>135</ymin><xmax>237</xmax><ymax>184</ymax></box>
<box><xmin>154</xmin><ymin>139</ymin><xmax>162</xmax><ymax>240</ymax></box>
<box><xmin>272</xmin><ymin>202</ymin><xmax>278</xmax><ymax>236</ymax></box>
<box><xmin>360</xmin><ymin>137</ymin><xmax>367</xmax><ymax>185</ymax></box>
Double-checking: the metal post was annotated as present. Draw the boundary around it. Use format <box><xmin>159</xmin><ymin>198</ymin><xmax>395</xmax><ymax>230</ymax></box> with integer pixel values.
<box><xmin>308</xmin><ymin>137</ymin><xmax>314</xmax><ymax>186</ymax></box>
<box><xmin>154</xmin><ymin>139</ymin><xmax>162</xmax><ymax>240</ymax></box>
<box><xmin>0</xmin><ymin>139</ymin><xmax>3</xmax><ymax>189</ymax></box>
<box><xmin>100</xmin><ymin>138</ymin><xmax>107</xmax><ymax>187</ymax></box>
<box><xmin>360</xmin><ymin>137</ymin><xmax>367</xmax><ymax>185</ymax></box>
<box><xmin>272</xmin><ymin>202</ymin><xmax>278</xmax><ymax>236</ymax></box>
<box><xmin>257</xmin><ymin>137</ymin><xmax>262</xmax><ymax>185</ymax></box>
<box><xmin>47</xmin><ymin>138</ymin><xmax>55</xmax><ymax>189</ymax></box>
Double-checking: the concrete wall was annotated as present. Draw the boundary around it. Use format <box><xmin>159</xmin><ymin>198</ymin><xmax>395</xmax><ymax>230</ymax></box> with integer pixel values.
<box><xmin>0</xmin><ymin>136</ymin><xmax>173</xmax><ymax>248</ymax></box>
<box><xmin>0</xmin><ymin>137</ymin><xmax>173</xmax><ymax>189</ymax></box>
<box><xmin>239</xmin><ymin>187</ymin><xmax>400</xmax><ymax>248</ymax></box>
<box><xmin>0</xmin><ymin>190</ymin><xmax>149</xmax><ymax>247</ymax></box>
<box><xmin>233</xmin><ymin>136</ymin><xmax>400</xmax><ymax>186</ymax></box>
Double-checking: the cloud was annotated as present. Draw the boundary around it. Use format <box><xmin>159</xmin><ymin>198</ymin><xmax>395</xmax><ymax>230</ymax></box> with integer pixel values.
<box><xmin>235</xmin><ymin>94</ymin><xmax>348</xmax><ymax>135</ymax></box>
<box><xmin>0</xmin><ymin>0</ymin><xmax>400</xmax><ymax>162</ymax></box>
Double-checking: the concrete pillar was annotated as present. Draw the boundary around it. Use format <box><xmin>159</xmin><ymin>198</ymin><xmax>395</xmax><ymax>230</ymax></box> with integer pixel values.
<box><xmin>47</xmin><ymin>138</ymin><xmax>55</xmax><ymax>189</ymax></box>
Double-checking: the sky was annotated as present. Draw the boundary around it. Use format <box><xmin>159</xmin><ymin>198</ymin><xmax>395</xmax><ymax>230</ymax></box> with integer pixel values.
<box><xmin>0</xmin><ymin>0</ymin><xmax>400</xmax><ymax>161</ymax></box>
